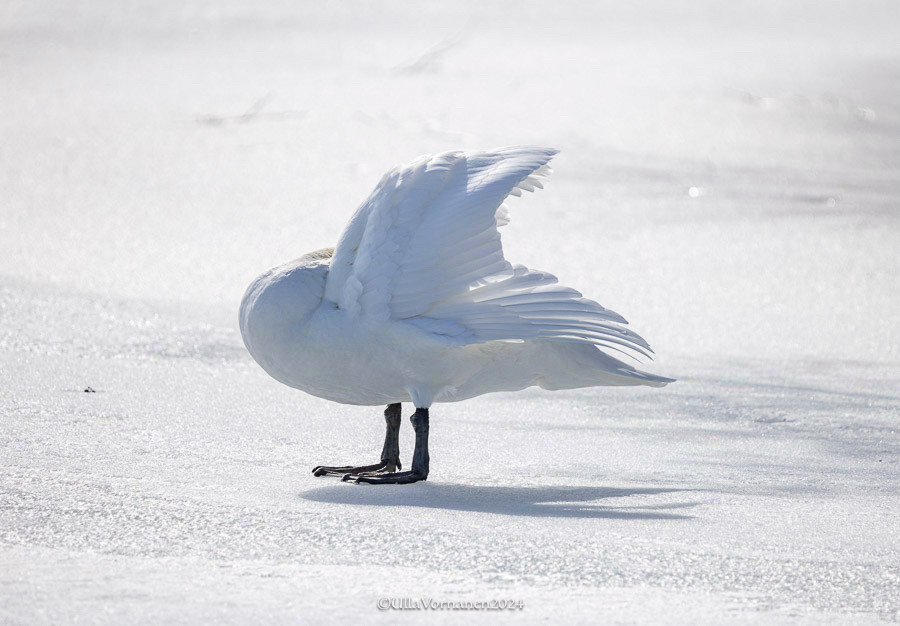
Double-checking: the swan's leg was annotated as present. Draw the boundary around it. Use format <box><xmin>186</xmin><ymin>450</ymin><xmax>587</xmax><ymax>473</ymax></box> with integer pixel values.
<box><xmin>345</xmin><ymin>407</ymin><xmax>429</xmax><ymax>485</ymax></box>
<box><xmin>312</xmin><ymin>403</ymin><xmax>402</xmax><ymax>476</ymax></box>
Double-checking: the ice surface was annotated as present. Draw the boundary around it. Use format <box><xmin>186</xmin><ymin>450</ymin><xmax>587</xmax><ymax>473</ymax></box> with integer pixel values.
<box><xmin>1</xmin><ymin>1</ymin><xmax>899</xmax><ymax>623</ymax></box>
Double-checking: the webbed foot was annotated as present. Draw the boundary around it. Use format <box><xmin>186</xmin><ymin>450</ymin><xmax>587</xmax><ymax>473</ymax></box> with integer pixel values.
<box><xmin>312</xmin><ymin>459</ymin><xmax>400</xmax><ymax>477</ymax></box>
<box><xmin>342</xmin><ymin>470</ymin><xmax>426</xmax><ymax>484</ymax></box>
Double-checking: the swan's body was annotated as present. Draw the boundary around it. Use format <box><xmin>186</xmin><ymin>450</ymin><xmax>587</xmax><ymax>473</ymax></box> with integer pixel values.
<box><xmin>240</xmin><ymin>146</ymin><xmax>673</xmax><ymax>483</ymax></box>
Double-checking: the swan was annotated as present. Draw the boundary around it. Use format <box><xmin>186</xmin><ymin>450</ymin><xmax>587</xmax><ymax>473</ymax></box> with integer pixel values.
<box><xmin>239</xmin><ymin>146</ymin><xmax>673</xmax><ymax>484</ymax></box>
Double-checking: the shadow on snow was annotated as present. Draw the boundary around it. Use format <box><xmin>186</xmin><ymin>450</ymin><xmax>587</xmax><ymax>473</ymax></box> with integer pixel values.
<box><xmin>300</xmin><ymin>483</ymin><xmax>699</xmax><ymax>520</ymax></box>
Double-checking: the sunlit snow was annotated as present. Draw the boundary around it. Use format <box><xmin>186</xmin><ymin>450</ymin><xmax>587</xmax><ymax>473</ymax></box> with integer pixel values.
<box><xmin>1</xmin><ymin>1</ymin><xmax>898</xmax><ymax>623</ymax></box>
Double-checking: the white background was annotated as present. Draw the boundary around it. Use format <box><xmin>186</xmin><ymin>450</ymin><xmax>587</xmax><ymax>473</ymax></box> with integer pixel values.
<box><xmin>2</xmin><ymin>1</ymin><xmax>898</xmax><ymax>623</ymax></box>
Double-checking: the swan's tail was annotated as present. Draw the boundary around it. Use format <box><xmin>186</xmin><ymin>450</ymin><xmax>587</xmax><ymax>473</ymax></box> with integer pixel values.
<box><xmin>535</xmin><ymin>341</ymin><xmax>675</xmax><ymax>390</ymax></box>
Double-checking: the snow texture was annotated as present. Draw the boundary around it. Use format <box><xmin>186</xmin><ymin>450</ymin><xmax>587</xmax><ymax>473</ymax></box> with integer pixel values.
<box><xmin>1</xmin><ymin>1</ymin><xmax>899</xmax><ymax>623</ymax></box>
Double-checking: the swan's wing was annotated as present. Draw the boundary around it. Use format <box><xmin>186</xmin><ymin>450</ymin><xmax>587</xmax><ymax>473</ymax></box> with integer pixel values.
<box><xmin>324</xmin><ymin>146</ymin><xmax>553</xmax><ymax>318</ymax></box>
<box><xmin>324</xmin><ymin>146</ymin><xmax>653</xmax><ymax>359</ymax></box>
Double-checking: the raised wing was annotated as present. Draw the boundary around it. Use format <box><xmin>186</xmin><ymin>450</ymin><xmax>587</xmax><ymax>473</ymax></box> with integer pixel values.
<box><xmin>324</xmin><ymin>146</ymin><xmax>653</xmax><ymax>360</ymax></box>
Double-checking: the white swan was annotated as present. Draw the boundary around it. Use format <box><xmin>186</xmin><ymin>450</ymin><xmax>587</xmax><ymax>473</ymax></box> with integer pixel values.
<box><xmin>239</xmin><ymin>146</ymin><xmax>673</xmax><ymax>484</ymax></box>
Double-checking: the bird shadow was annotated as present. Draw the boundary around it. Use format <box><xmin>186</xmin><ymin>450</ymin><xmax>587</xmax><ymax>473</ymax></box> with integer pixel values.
<box><xmin>300</xmin><ymin>482</ymin><xmax>699</xmax><ymax>520</ymax></box>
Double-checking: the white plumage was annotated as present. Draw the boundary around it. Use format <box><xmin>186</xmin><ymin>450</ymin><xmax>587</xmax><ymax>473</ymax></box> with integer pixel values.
<box><xmin>239</xmin><ymin>146</ymin><xmax>673</xmax><ymax>482</ymax></box>
<box><xmin>241</xmin><ymin>145</ymin><xmax>672</xmax><ymax>406</ymax></box>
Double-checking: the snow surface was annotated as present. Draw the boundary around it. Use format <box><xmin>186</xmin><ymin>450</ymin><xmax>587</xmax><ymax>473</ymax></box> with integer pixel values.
<box><xmin>2</xmin><ymin>1</ymin><xmax>899</xmax><ymax>623</ymax></box>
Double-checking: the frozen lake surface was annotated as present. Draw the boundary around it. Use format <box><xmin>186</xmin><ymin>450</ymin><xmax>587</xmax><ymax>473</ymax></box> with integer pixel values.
<box><xmin>2</xmin><ymin>1</ymin><xmax>899</xmax><ymax>623</ymax></box>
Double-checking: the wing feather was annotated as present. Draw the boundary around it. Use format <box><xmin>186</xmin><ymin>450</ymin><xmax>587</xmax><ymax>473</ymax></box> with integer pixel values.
<box><xmin>323</xmin><ymin>146</ymin><xmax>654</xmax><ymax>360</ymax></box>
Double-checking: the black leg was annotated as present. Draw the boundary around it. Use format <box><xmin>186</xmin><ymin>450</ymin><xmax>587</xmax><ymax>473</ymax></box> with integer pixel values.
<box><xmin>380</xmin><ymin>402</ymin><xmax>402</xmax><ymax>468</ymax></box>
<box><xmin>312</xmin><ymin>404</ymin><xmax>402</xmax><ymax>476</ymax></box>
<box><xmin>345</xmin><ymin>407</ymin><xmax>429</xmax><ymax>485</ymax></box>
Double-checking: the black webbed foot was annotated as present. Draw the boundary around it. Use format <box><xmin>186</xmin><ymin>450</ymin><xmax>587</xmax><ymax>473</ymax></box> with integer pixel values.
<box><xmin>312</xmin><ymin>459</ymin><xmax>400</xmax><ymax>477</ymax></box>
<box><xmin>342</xmin><ymin>470</ymin><xmax>427</xmax><ymax>484</ymax></box>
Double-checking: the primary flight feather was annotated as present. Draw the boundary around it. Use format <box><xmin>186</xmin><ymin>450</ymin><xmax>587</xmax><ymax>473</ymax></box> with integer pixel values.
<box><xmin>239</xmin><ymin>146</ymin><xmax>673</xmax><ymax>484</ymax></box>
